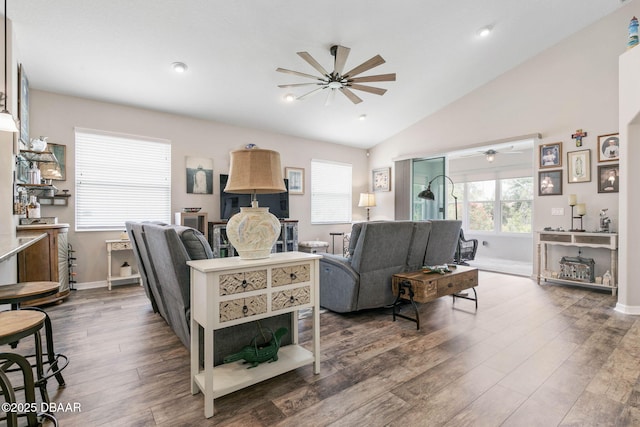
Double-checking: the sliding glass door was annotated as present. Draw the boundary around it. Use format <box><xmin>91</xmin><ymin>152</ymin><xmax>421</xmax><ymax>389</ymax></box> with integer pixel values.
<box><xmin>412</xmin><ymin>157</ymin><xmax>446</xmax><ymax>220</ymax></box>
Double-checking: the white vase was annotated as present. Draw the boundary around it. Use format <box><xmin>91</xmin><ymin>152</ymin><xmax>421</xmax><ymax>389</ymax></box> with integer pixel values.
<box><xmin>226</xmin><ymin>206</ymin><xmax>280</xmax><ymax>259</ymax></box>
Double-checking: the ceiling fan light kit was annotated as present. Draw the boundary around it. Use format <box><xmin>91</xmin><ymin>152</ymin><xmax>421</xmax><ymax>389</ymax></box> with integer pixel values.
<box><xmin>276</xmin><ymin>44</ymin><xmax>396</xmax><ymax>105</ymax></box>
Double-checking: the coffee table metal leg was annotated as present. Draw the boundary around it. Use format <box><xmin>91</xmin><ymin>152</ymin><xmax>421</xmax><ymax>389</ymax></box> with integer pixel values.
<box><xmin>452</xmin><ymin>287</ymin><xmax>478</xmax><ymax>309</ymax></box>
<box><xmin>392</xmin><ymin>281</ymin><xmax>420</xmax><ymax>330</ymax></box>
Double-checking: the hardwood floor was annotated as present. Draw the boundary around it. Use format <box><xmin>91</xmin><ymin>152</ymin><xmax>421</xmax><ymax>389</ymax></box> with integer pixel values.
<box><xmin>6</xmin><ymin>271</ymin><xmax>640</xmax><ymax>426</ymax></box>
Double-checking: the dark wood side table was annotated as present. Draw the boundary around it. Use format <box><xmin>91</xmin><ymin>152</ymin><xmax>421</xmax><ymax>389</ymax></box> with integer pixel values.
<box><xmin>391</xmin><ymin>266</ymin><xmax>479</xmax><ymax>329</ymax></box>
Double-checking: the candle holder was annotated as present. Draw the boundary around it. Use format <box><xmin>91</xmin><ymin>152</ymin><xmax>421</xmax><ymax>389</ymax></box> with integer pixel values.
<box><xmin>569</xmin><ymin>203</ymin><xmax>586</xmax><ymax>232</ymax></box>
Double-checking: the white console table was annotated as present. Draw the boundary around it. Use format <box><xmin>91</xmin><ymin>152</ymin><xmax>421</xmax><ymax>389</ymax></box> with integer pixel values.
<box><xmin>536</xmin><ymin>231</ymin><xmax>618</xmax><ymax>295</ymax></box>
<box><xmin>106</xmin><ymin>239</ymin><xmax>142</xmax><ymax>290</ymax></box>
<box><xmin>187</xmin><ymin>252</ymin><xmax>321</xmax><ymax>418</ymax></box>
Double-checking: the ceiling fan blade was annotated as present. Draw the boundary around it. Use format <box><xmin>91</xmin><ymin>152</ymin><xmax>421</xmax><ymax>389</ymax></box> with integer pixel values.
<box><xmin>349</xmin><ymin>73</ymin><xmax>396</xmax><ymax>83</ymax></box>
<box><xmin>325</xmin><ymin>89</ymin><xmax>336</xmax><ymax>106</ymax></box>
<box><xmin>343</xmin><ymin>55</ymin><xmax>385</xmax><ymax>78</ymax></box>
<box><xmin>297</xmin><ymin>86</ymin><xmax>326</xmax><ymax>100</ymax></box>
<box><xmin>276</xmin><ymin>67</ymin><xmax>324</xmax><ymax>81</ymax></box>
<box><xmin>278</xmin><ymin>83</ymin><xmax>322</xmax><ymax>88</ymax></box>
<box><xmin>297</xmin><ymin>52</ymin><xmax>330</xmax><ymax>77</ymax></box>
<box><xmin>339</xmin><ymin>87</ymin><xmax>363</xmax><ymax>104</ymax></box>
<box><xmin>333</xmin><ymin>45</ymin><xmax>351</xmax><ymax>75</ymax></box>
<box><xmin>349</xmin><ymin>84</ymin><xmax>387</xmax><ymax>96</ymax></box>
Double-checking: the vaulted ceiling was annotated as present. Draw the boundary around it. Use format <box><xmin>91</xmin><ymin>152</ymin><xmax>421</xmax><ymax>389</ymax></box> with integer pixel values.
<box><xmin>9</xmin><ymin>0</ymin><xmax>628</xmax><ymax>148</ymax></box>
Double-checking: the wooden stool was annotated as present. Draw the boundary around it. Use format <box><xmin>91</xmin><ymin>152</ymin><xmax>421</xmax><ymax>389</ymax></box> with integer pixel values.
<box><xmin>0</xmin><ymin>310</ymin><xmax>52</xmax><ymax>426</ymax></box>
<box><xmin>0</xmin><ymin>282</ymin><xmax>67</xmax><ymax>387</ymax></box>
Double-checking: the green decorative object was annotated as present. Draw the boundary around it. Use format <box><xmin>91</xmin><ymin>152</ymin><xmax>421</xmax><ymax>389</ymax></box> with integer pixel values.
<box><xmin>223</xmin><ymin>327</ymin><xmax>288</xmax><ymax>368</ymax></box>
<box><xmin>422</xmin><ymin>265</ymin><xmax>454</xmax><ymax>275</ymax></box>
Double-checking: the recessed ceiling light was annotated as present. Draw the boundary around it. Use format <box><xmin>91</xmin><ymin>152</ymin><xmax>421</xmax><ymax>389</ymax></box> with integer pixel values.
<box><xmin>284</xmin><ymin>93</ymin><xmax>295</xmax><ymax>102</ymax></box>
<box><xmin>477</xmin><ymin>26</ymin><xmax>493</xmax><ymax>38</ymax></box>
<box><xmin>172</xmin><ymin>62</ymin><xmax>188</xmax><ymax>73</ymax></box>
<box><xmin>359</xmin><ymin>114</ymin><xmax>367</xmax><ymax>121</ymax></box>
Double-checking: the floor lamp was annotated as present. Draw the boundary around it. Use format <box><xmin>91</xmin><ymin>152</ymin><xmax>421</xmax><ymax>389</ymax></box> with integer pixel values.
<box><xmin>418</xmin><ymin>174</ymin><xmax>458</xmax><ymax>220</ymax></box>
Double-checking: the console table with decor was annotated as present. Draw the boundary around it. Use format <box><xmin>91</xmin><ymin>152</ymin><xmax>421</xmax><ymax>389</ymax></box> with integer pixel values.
<box><xmin>536</xmin><ymin>231</ymin><xmax>618</xmax><ymax>295</ymax></box>
<box><xmin>187</xmin><ymin>251</ymin><xmax>321</xmax><ymax>418</ymax></box>
<box><xmin>106</xmin><ymin>239</ymin><xmax>142</xmax><ymax>290</ymax></box>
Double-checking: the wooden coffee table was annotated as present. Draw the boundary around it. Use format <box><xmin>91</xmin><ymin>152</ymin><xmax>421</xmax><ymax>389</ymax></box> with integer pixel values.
<box><xmin>391</xmin><ymin>265</ymin><xmax>478</xmax><ymax>329</ymax></box>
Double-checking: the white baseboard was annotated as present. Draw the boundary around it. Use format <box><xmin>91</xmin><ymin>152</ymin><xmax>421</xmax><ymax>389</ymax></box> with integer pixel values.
<box><xmin>614</xmin><ymin>302</ymin><xmax>640</xmax><ymax>315</ymax></box>
<box><xmin>74</xmin><ymin>280</ymin><xmax>107</xmax><ymax>290</ymax></box>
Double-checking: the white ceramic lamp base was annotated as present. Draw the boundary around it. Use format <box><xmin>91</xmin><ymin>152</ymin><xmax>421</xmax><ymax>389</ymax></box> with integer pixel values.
<box><xmin>226</xmin><ymin>206</ymin><xmax>281</xmax><ymax>259</ymax></box>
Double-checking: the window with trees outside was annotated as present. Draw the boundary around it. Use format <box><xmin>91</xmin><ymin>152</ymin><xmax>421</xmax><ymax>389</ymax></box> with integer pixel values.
<box><xmin>454</xmin><ymin>177</ymin><xmax>532</xmax><ymax>234</ymax></box>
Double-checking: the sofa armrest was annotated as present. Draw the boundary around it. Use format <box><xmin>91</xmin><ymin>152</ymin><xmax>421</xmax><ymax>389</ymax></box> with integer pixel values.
<box><xmin>319</xmin><ymin>255</ymin><xmax>360</xmax><ymax>313</ymax></box>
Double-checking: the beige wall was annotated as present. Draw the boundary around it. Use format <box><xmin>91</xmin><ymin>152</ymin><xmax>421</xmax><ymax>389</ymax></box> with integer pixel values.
<box><xmin>28</xmin><ymin>90</ymin><xmax>367</xmax><ymax>285</ymax></box>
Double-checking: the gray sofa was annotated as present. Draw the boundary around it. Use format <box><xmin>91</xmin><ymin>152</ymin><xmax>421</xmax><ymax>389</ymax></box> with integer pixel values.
<box><xmin>126</xmin><ymin>221</ymin><xmax>292</xmax><ymax>365</ymax></box>
<box><xmin>319</xmin><ymin>220</ymin><xmax>461</xmax><ymax>313</ymax></box>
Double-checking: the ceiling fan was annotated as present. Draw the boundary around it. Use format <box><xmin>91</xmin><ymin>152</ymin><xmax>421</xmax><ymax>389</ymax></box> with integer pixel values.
<box><xmin>276</xmin><ymin>45</ymin><xmax>396</xmax><ymax>105</ymax></box>
<box><xmin>457</xmin><ymin>146</ymin><xmax>523</xmax><ymax>162</ymax></box>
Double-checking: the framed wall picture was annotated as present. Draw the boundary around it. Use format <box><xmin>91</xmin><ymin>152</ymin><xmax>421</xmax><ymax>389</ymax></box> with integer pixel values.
<box><xmin>538</xmin><ymin>170</ymin><xmax>562</xmax><ymax>196</ymax></box>
<box><xmin>567</xmin><ymin>149</ymin><xmax>591</xmax><ymax>183</ymax></box>
<box><xmin>597</xmin><ymin>133</ymin><xmax>619</xmax><ymax>162</ymax></box>
<box><xmin>597</xmin><ymin>164</ymin><xmax>619</xmax><ymax>193</ymax></box>
<box><xmin>185</xmin><ymin>156</ymin><xmax>213</xmax><ymax>194</ymax></box>
<box><xmin>539</xmin><ymin>142</ymin><xmax>562</xmax><ymax>168</ymax></box>
<box><xmin>18</xmin><ymin>64</ymin><xmax>29</xmax><ymax>147</ymax></box>
<box><xmin>285</xmin><ymin>167</ymin><xmax>304</xmax><ymax>195</ymax></box>
<box><xmin>372</xmin><ymin>167</ymin><xmax>390</xmax><ymax>192</ymax></box>
<box><xmin>40</xmin><ymin>143</ymin><xmax>66</xmax><ymax>181</ymax></box>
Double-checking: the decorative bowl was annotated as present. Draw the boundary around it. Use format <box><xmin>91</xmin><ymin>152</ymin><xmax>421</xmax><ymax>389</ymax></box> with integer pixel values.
<box><xmin>182</xmin><ymin>207</ymin><xmax>201</xmax><ymax>213</ymax></box>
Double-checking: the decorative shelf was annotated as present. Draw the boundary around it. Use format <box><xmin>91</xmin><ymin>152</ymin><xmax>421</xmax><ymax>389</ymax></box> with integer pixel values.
<box><xmin>18</xmin><ymin>149</ymin><xmax>59</xmax><ymax>164</ymax></box>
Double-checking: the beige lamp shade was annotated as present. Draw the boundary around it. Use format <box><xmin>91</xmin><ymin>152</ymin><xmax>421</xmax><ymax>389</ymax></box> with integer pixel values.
<box><xmin>358</xmin><ymin>193</ymin><xmax>376</xmax><ymax>208</ymax></box>
<box><xmin>224</xmin><ymin>148</ymin><xmax>286</xmax><ymax>194</ymax></box>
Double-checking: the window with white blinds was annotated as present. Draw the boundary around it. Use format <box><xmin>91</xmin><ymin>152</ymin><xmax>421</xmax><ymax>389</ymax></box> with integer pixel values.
<box><xmin>75</xmin><ymin>129</ymin><xmax>171</xmax><ymax>231</ymax></box>
<box><xmin>311</xmin><ymin>159</ymin><xmax>352</xmax><ymax>224</ymax></box>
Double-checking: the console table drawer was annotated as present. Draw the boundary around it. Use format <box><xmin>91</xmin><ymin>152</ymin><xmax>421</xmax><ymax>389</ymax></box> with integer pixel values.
<box><xmin>219</xmin><ymin>270</ymin><xmax>267</xmax><ymax>295</ymax></box>
<box><xmin>219</xmin><ymin>294</ymin><xmax>267</xmax><ymax>322</ymax></box>
<box><xmin>272</xmin><ymin>263</ymin><xmax>310</xmax><ymax>287</ymax></box>
<box><xmin>272</xmin><ymin>286</ymin><xmax>311</xmax><ymax>311</ymax></box>
<box><xmin>111</xmin><ymin>241</ymin><xmax>132</xmax><ymax>251</ymax></box>
<box><xmin>436</xmin><ymin>270</ymin><xmax>478</xmax><ymax>297</ymax></box>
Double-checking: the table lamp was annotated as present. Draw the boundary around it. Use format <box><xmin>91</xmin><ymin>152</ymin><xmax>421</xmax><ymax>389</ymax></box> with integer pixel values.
<box><xmin>224</xmin><ymin>147</ymin><xmax>287</xmax><ymax>259</ymax></box>
<box><xmin>358</xmin><ymin>193</ymin><xmax>376</xmax><ymax>221</ymax></box>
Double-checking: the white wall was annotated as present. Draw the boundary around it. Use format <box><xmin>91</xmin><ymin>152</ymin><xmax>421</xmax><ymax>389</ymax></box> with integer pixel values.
<box><xmin>28</xmin><ymin>90</ymin><xmax>367</xmax><ymax>284</ymax></box>
<box><xmin>370</xmin><ymin>2</ymin><xmax>637</xmax><ymax>280</ymax></box>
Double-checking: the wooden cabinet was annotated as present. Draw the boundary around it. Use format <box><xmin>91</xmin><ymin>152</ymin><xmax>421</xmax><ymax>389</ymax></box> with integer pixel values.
<box><xmin>16</xmin><ymin>224</ymin><xmax>70</xmax><ymax>304</ymax></box>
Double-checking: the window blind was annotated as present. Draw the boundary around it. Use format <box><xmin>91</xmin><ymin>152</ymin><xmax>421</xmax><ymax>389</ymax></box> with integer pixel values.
<box><xmin>311</xmin><ymin>159</ymin><xmax>352</xmax><ymax>224</ymax></box>
<box><xmin>75</xmin><ymin>129</ymin><xmax>171</xmax><ymax>231</ymax></box>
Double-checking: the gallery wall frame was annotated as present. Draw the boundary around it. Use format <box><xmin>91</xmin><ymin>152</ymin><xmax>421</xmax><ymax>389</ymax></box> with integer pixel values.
<box><xmin>597</xmin><ymin>133</ymin><xmax>619</xmax><ymax>162</ymax></box>
<box><xmin>597</xmin><ymin>164</ymin><xmax>619</xmax><ymax>193</ymax></box>
<box><xmin>285</xmin><ymin>167</ymin><xmax>304</xmax><ymax>195</ymax></box>
<box><xmin>567</xmin><ymin>149</ymin><xmax>591</xmax><ymax>183</ymax></box>
<box><xmin>539</xmin><ymin>142</ymin><xmax>562</xmax><ymax>168</ymax></box>
<box><xmin>538</xmin><ymin>170</ymin><xmax>562</xmax><ymax>196</ymax></box>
